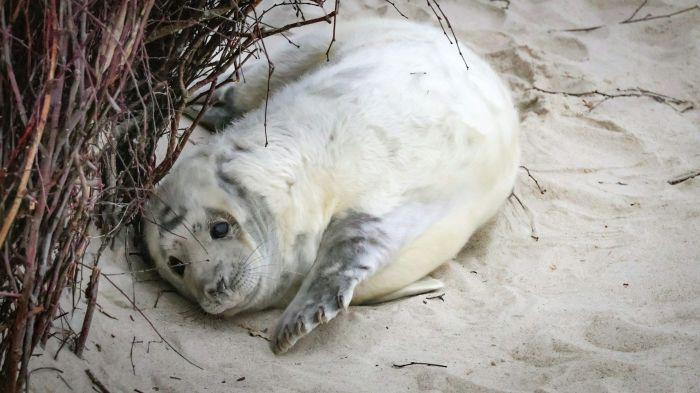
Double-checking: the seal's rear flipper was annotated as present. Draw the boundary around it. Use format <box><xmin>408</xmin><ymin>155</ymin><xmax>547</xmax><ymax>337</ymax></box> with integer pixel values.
<box><xmin>362</xmin><ymin>277</ymin><xmax>444</xmax><ymax>305</ymax></box>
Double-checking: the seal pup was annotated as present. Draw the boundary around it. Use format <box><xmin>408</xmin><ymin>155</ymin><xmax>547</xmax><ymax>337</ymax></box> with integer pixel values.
<box><xmin>142</xmin><ymin>18</ymin><xmax>520</xmax><ymax>353</ymax></box>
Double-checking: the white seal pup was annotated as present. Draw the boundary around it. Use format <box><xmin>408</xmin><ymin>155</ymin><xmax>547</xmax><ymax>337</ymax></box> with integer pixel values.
<box><xmin>142</xmin><ymin>18</ymin><xmax>520</xmax><ymax>354</ymax></box>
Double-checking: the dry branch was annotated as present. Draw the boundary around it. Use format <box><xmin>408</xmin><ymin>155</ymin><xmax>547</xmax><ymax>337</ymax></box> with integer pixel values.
<box><xmin>74</xmin><ymin>268</ymin><xmax>100</xmax><ymax>358</ymax></box>
<box><xmin>0</xmin><ymin>1</ymin><xmax>333</xmax><ymax>391</ymax></box>
<box><xmin>555</xmin><ymin>1</ymin><xmax>699</xmax><ymax>33</ymax></box>
<box><xmin>392</xmin><ymin>361</ymin><xmax>447</xmax><ymax>368</ymax></box>
<box><xmin>530</xmin><ymin>86</ymin><xmax>694</xmax><ymax>112</ymax></box>
<box><xmin>668</xmin><ymin>170</ymin><xmax>700</xmax><ymax>186</ymax></box>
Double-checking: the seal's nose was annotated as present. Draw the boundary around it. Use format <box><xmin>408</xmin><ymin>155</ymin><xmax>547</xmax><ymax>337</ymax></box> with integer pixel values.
<box><xmin>204</xmin><ymin>277</ymin><xmax>228</xmax><ymax>299</ymax></box>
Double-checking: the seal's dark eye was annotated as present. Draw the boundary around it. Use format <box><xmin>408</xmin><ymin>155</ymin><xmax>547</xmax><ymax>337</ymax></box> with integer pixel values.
<box><xmin>210</xmin><ymin>222</ymin><xmax>229</xmax><ymax>239</ymax></box>
<box><xmin>168</xmin><ymin>256</ymin><xmax>185</xmax><ymax>276</ymax></box>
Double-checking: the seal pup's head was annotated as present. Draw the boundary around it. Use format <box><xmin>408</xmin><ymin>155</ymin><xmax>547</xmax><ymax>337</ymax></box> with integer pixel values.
<box><xmin>141</xmin><ymin>149</ymin><xmax>274</xmax><ymax>315</ymax></box>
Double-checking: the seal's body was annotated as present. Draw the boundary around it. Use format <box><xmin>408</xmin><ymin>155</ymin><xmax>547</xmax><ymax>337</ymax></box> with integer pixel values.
<box><xmin>143</xmin><ymin>19</ymin><xmax>519</xmax><ymax>353</ymax></box>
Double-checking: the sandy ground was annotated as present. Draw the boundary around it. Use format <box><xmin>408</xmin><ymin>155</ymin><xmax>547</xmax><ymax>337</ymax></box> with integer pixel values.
<box><xmin>29</xmin><ymin>1</ymin><xmax>700</xmax><ymax>392</ymax></box>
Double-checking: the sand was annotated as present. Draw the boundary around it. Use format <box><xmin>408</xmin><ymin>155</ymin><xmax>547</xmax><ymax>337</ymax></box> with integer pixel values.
<box><xmin>28</xmin><ymin>1</ymin><xmax>700</xmax><ymax>392</ymax></box>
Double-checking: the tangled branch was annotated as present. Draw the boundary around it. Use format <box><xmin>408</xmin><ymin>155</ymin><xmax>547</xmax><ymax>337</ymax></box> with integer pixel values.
<box><xmin>0</xmin><ymin>1</ymin><xmax>332</xmax><ymax>391</ymax></box>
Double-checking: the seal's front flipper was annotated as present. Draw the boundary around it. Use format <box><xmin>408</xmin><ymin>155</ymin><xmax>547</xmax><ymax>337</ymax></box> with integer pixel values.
<box><xmin>271</xmin><ymin>211</ymin><xmax>395</xmax><ymax>354</ymax></box>
<box><xmin>362</xmin><ymin>277</ymin><xmax>444</xmax><ymax>305</ymax></box>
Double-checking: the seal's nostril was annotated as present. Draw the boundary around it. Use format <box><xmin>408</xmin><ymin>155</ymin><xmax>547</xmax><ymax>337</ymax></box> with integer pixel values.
<box><xmin>216</xmin><ymin>277</ymin><xmax>226</xmax><ymax>292</ymax></box>
<box><xmin>206</xmin><ymin>287</ymin><xmax>219</xmax><ymax>298</ymax></box>
<box><xmin>205</xmin><ymin>278</ymin><xmax>228</xmax><ymax>299</ymax></box>
<box><xmin>168</xmin><ymin>256</ymin><xmax>186</xmax><ymax>276</ymax></box>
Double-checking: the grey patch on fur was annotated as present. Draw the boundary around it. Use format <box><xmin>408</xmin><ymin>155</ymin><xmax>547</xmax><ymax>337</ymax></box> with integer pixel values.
<box><xmin>314</xmin><ymin>211</ymin><xmax>387</xmax><ymax>282</ymax></box>
<box><xmin>292</xmin><ymin>233</ymin><xmax>316</xmax><ymax>273</ymax></box>
<box><xmin>370</xmin><ymin>126</ymin><xmax>401</xmax><ymax>159</ymax></box>
<box><xmin>158</xmin><ymin>205</ymin><xmax>186</xmax><ymax>232</ymax></box>
<box><xmin>330</xmin><ymin>66</ymin><xmax>373</xmax><ymax>82</ymax></box>
<box><xmin>214</xmin><ymin>156</ymin><xmax>278</xmax><ymax>260</ymax></box>
<box><xmin>271</xmin><ymin>210</ymin><xmax>390</xmax><ymax>352</ymax></box>
<box><xmin>161</xmin><ymin>212</ymin><xmax>185</xmax><ymax>232</ymax></box>
<box><xmin>233</xmin><ymin>142</ymin><xmax>251</xmax><ymax>152</ymax></box>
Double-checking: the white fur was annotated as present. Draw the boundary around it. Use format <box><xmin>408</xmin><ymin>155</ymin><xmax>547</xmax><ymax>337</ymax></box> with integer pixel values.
<box><xmin>143</xmin><ymin>18</ymin><xmax>519</xmax><ymax>317</ymax></box>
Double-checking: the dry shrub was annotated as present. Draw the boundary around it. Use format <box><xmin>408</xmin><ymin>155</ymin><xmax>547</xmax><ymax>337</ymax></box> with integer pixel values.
<box><xmin>0</xmin><ymin>1</ymin><xmax>335</xmax><ymax>391</ymax></box>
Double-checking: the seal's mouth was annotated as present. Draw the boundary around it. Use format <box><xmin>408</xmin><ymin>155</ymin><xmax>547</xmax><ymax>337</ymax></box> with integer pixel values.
<box><xmin>198</xmin><ymin>284</ymin><xmax>249</xmax><ymax>315</ymax></box>
<box><xmin>200</xmin><ymin>301</ymin><xmax>230</xmax><ymax>315</ymax></box>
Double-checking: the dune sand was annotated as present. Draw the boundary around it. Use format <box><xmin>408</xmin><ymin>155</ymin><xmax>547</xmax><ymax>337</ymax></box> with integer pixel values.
<box><xmin>28</xmin><ymin>1</ymin><xmax>700</xmax><ymax>392</ymax></box>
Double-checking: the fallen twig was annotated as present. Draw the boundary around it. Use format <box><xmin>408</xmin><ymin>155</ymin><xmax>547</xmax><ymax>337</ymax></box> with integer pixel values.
<box><xmin>29</xmin><ymin>366</ymin><xmax>64</xmax><ymax>375</ymax></box>
<box><xmin>621</xmin><ymin>0</ymin><xmax>650</xmax><ymax>23</ymax></box>
<box><xmin>102</xmin><ymin>274</ymin><xmax>203</xmax><ymax>370</ymax></box>
<box><xmin>510</xmin><ymin>192</ymin><xmax>539</xmax><ymax>241</ymax></box>
<box><xmin>384</xmin><ymin>0</ymin><xmax>409</xmax><ymax>18</ymax></box>
<box><xmin>668</xmin><ymin>170</ymin><xmax>700</xmax><ymax>185</ymax></box>
<box><xmin>58</xmin><ymin>374</ymin><xmax>73</xmax><ymax>391</ymax></box>
<box><xmin>153</xmin><ymin>289</ymin><xmax>175</xmax><ymax>308</ymax></box>
<box><xmin>531</xmin><ymin>86</ymin><xmax>693</xmax><ymax>112</ymax></box>
<box><xmin>97</xmin><ymin>306</ymin><xmax>118</xmax><ymax>321</ymax></box>
<box><xmin>237</xmin><ymin>324</ymin><xmax>271</xmax><ymax>342</ymax></box>
<box><xmin>426</xmin><ymin>0</ymin><xmax>469</xmax><ymax>69</ymax></box>
<box><xmin>555</xmin><ymin>1</ymin><xmax>700</xmax><ymax>32</ymax></box>
<box><xmin>85</xmin><ymin>369</ymin><xmax>111</xmax><ymax>393</ymax></box>
<box><xmin>622</xmin><ymin>3</ymin><xmax>699</xmax><ymax>24</ymax></box>
<box><xmin>325</xmin><ymin>0</ymin><xmax>340</xmax><ymax>61</ymax></box>
<box><xmin>129</xmin><ymin>336</ymin><xmax>143</xmax><ymax>375</ymax></box>
<box><xmin>146</xmin><ymin>340</ymin><xmax>163</xmax><ymax>353</ymax></box>
<box><xmin>520</xmin><ymin>166</ymin><xmax>546</xmax><ymax>194</ymax></box>
<box><xmin>392</xmin><ymin>361</ymin><xmax>447</xmax><ymax>368</ymax></box>
<box><xmin>559</xmin><ymin>25</ymin><xmax>603</xmax><ymax>33</ymax></box>
<box><xmin>425</xmin><ymin>293</ymin><xmax>445</xmax><ymax>302</ymax></box>
<box><xmin>75</xmin><ymin>268</ymin><xmax>101</xmax><ymax>357</ymax></box>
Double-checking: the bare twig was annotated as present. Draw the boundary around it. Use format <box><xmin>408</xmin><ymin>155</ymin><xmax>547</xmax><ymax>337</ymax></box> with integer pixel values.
<box><xmin>383</xmin><ymin>0</ymin><xmax>409</xmax><ymax>18</ymax></box>
<box><xmin>558</xmin><ymin>25</ymin><xmax>603</xmax><ymax>33</ymax></box>
<box><xmin>0</xmin><ymin>51</ymin><xmax>55</xmax><ymax>247</ymax></box>
<box><xmin>621</xmin><ymin>4</ymin><xmax>699</xmax><ymax>24</ymax></box>
<box><xmin>425</xmin><ymin>293</ymin><xmax>445</xmax><ymax>301</ymax></box>
<box><xmin>325</xmin><ymin>0</ymin><xmax>340</xmax><ymax>61</ymax></box>
<box><xmin>426</xmin><ymin>0</ymin><xmax>469</xmax><ymax>69</ymax></box>
<box><xmin>153</xmin><ymin>289</ymin><xmax>175</xmax><ymax>308</ymax></box>
<box><xmin>510</xmin><ymin>192</ymin><xmax>539</xmax><ymax>241</ymax></box>
<box><xmin>531</xmin><ymin>85</ymin><xmax>694</xmax><ymax>112</ymax></box>
<box><xmin>129</xmin><ymin>336</ymin><xmax>142</xmax><ymax>375</ymax></box>
<box><xmin>85</xmin><ymin>369</ymin><xmax>111</xmax><ymax>393</ymax></box>
<box><xmin>74</xmin><ymin>268</ymin><xmax>100</xmax><ymax>357</ymax></box>
<box><xmin>392</xmin><ymin>361</ymin><xmax>447</xmax><ymax>368</ymax></box>
<box><xmin>101</xmin><ymin>274</ymin><xmax>203</xmax><ymax>370</ymax></box>
<box><xmin>29</xmin><ymin>366</ymin><xmax>64</xmax><ymax>375</ymax></box>
<box><xmin>237</xmin><ymin>324</ymin><xmax>271</xmax><ymax>342</ymax></box>
<box><xmin>519</xmin><ymin>166</ymin><xmax>546</xmax><ymax>194</ymax></box>
<box><xmin>556</xmin><ymin>2</ymin><xmax>699</xmax><ymax>32</ymax></box>
<box><xmin>668</xmin><ymin>170</ymin><xmax>700</xmax><ymax>185</ymax></box>
<box><xmin>621</xmin><ymin>0</ymin><xmax>650</xmax><ymax>23</ymax></box>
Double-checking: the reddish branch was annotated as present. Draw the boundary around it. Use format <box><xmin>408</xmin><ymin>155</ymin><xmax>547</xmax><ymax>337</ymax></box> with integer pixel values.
<box><xmin>74</xmin><ymin>268</ymin><xmax>100</xmax><ymax>358</ymax></box>
<box><xmin>0</xmin><ymin>1</ymin><xmax>334</xmax><ymax>391</ymax></box>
